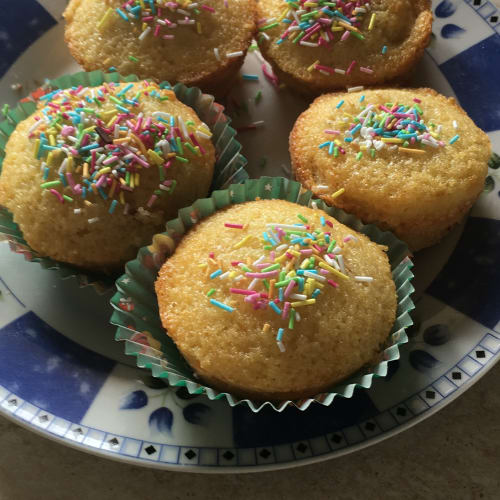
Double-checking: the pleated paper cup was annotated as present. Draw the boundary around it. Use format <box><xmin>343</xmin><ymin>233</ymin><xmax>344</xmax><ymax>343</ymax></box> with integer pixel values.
<box><xmin>0</xmin><ymin>70</ymin><xmax>248</xmax><ymax>293</ymax></box>
<box><xmin>110</xmin><ymin>176</ymin><xmax>415</xmax><ymax>412</ymax></box>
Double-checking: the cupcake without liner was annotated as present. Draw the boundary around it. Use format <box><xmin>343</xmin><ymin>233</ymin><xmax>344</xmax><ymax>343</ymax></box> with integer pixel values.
<box><xmin>110</xmin><ymin>176</ymin><xmax>415</xmax><ymax>412</ymax></box>
<box><xmin>0</xmin><ymin>70</ymin><xmax>247</xmax><ymax>291</ymax></box>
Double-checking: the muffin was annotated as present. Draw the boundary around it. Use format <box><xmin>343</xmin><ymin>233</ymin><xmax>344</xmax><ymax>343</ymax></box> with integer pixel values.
<box><xmin>64</xmin><ymin>0</ymin><xmax>256</xmax><ymax>97</ymax></box>
<box><xmin>290</xmin><ymin>88</ymin><xmax>491</xmax><ymax>251</ymax></box>
<box><xmin>155</xmin><ymin>199</ymin><xmax>397</xmax><ymax>401</ymax></box>
<box><xmin>0</xmin><ymin>80</ymin><xmax>215</xmax><ymax>272</ymax></box>
<box><xmin>256</xmin><ymin>0</ymin><xmax>432</xmax><ymax>95</ymax></box>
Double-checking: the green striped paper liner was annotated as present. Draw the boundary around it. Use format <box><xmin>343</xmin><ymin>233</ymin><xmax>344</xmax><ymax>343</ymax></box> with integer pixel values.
<box><xmin>0</xmin><ymin>70</ymin><xmax>248</xmax><ymax>292</ymax></box>
<box><xmin>110</xmin><ymin>176</ymin><xmax>415</xmax><ymax>412</ymax></box>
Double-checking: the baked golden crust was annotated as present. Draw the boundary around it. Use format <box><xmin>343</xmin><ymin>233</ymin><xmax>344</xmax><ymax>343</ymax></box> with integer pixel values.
<box><xmin>256</xmin><ymin>0</ymin><xmax>432</xmax><ymax>95</ymax></box>
<box><xmin>155</xmin><ymin>199</ymin><xmax>396</xmax><ymax>400</ymax></box>
<box><xmin>290</xmin><ymin>87</ymin><xmax>491</xmax><ymax>250</ymax></box>
<box><xmin>64</xmin><ymin>0</ymin><xmax>257</xmax><ymax>97</ymax></box>
<box><xmin>0</xmin><ymin>82</ymin><xmax>215</xmax><ymax>272</ymax></box>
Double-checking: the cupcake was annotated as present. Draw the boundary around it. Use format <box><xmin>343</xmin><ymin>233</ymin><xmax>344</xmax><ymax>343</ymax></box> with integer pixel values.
<box><xmin>290</xmin><ymin>88</ymin><xmax>491</xmax><ymax>250</ymax></box>
<box><xmin>64</xmin><ymin>0</ymin><xmax>257</xmax><ymax>97</ymax></box>
<box><xmin>0</xmin><ymin>80</ymin><xmax>215</xmax><ymax>273</ymax></box>
<box><xmin>256</xmin><ymin>0</ymin><xmax>432</xmax><ymax>95</ymax></box>
<box><xmin>155</xmin><ymin>199</ymin><xmax>397</xmax><ymax>401</ymax></box>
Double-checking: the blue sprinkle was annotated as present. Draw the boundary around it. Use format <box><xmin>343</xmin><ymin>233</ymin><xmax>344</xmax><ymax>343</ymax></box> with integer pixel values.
<box><xmin>359</xmin><ymin>95</ymin><xmax>365</xmax><ymax>102</ymax></box>
<box><xmin>242</xmin><ymin>74</ymin><xmax>259</xmax><ymax>81</ymax></box>
<box><xmin>319</xmin><ymin>141</ymin><xmax>331</xmax><ymax>149</ymax></box>
<box><xmin>108</xmin><ymin>199</ymin><xmax>118</xmax><ymax>214</ymax></box>
<box><xmin>312</xmin><ymin>289</ymin><xmax>321</xmax><ymax>298</ymax></box>
<box><xmin>59</xmin><ymin>173</ymin><xmax>67</xmax><ymax>187</ymax></box>
<box><xmin>116</xmin><ymin>105</ymin><xmax>129</xmax><ymax>113</ymax></box>
<box><xmin>98</xmin><ymin>188</ymin><xmax>108</xmax><ymax>200</ymax></box>
<box><xmin>336</xmin><ymin>99</ymin><xmax>344</xmax><ymax>109</ymax></box>
<box><xmin>320</xmin><ymin>216</ymin><xmax>326</xmax><ymax>226</ymax></box>
<box><xmin>382</xmin><ymin>45</ymin><xmax>387</xmax><ymax>54</ymax></box>
<box><xmin>276</xmin><ymin>328</ymin><xmax>284</xmax><ymax>342</ymax></box>
<box><xmin>209</xmin><ymin>299</ymin><xmax>234</xmax><ymax>312</ymax></box>
<box><xmin>116</xmin><ymin>8</ymin><xmax>129</xmax><ymax>21</ymax></box>
<box><xmin>82</xmin><ymin>187</ymin><xmax>87</xmax><ymax>198</ymax></box>
<box><xmin>117</xmin><ymin>83</ymin><xmax>134</xmax><ymax>97</ymax></box>
<box><xmin>449</xmin><ymin>134</ymin><xmax>460</xmax><ymax>144</ymax></box>
<box><xmin>270</xmin><ymin>302</ymin><xmax>282</xmax><ymax>315</ymax></box>
<box><xmin>42</xmin><ymin>167</ymin><xmax>50</xmax><ymax>180</ymax></box>
<box><xmin>210</xmin><ymin>269</ymin><xmax>223</xmax><ymax>279</ymax></box>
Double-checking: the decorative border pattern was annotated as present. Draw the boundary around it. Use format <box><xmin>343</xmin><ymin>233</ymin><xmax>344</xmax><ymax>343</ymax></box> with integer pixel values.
<box><xmin>466</xmin><ymin>0</ymin><xmax>500</xmax><ymax>33</ymax></box>
<box><xmin>1</xmin><ymin>330</ymin><xmax>498</xmax><ymax>469</ymax></box>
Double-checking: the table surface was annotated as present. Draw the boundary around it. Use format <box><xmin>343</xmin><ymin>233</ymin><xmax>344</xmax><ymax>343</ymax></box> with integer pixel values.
<box><xmin>1</xmin><ymin>362</ymin><xmax>498</xmax><ymax>500</ymax></box>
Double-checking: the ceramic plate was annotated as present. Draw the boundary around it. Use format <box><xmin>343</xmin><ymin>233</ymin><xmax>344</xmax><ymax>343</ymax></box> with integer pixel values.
<box><xmin>0</xmin><ymin>0</ymin><xmax>499</xmax><ymax>472</ymax></box>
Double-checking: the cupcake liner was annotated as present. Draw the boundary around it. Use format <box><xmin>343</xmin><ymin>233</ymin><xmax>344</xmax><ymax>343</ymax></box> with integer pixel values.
<box><xmin>0</xmin><ymin>70</ymin><xmax>248</xmax><ymax>293</ymax></box>
<box><xmin>110</xmin><ymin>176</ymin><xmax>415</xmax><ymax>412</ymax></box>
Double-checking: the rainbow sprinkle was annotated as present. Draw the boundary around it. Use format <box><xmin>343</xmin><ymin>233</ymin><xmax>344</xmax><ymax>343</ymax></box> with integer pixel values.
<box><xmin>207</xmin><ymin>215</ymin><xmax>372</xmax><ymax>352</ymax></box>
<box><xmin>319</xmin><ymin>96</ymin><xmax>456</xmax><ymax>158</ymax></box>
<box><xmin>259</xmin><ymin>0</ymin><xmax>380</xmax><ymax>77</ymax></box>
<box><xmin>29</xmin><ymin>81</ymin><xmax>211</xmax><ymax>219</ymax></box>
<box><xmin>112</xmin><ymin>0</ymin><xmax>214</xmax><ymax>43</ymax></box>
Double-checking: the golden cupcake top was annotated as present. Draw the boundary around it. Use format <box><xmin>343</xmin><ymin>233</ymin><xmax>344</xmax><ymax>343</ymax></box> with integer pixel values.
<box><xmin>28</xmin><ymin>81</ymin><xmax>212</xmax><ymax>222</ymax></box>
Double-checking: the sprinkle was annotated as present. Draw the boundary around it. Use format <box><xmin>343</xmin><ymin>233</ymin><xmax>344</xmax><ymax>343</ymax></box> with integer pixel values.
<box><xmin>116</xmin><ymin>8</ymin><xmax>129</xmax><ymax>21</ymax></box>
<box><xmin>210</xmin><ymin>269</ymin><xmax>223</xmax><ymax>279</ymax></box>
<box><xmin>347</xmin><ymin>86</ymin><xmax>364</xmax><ymax>93</ymax></box>
<box><xmin>331</xmin><ymin>188</ymin><xmax>345</xmax><ymax>199</ymax></box>
<box><xmin>210</xmin><ymin>299</ymin><xmax>235</xmax><ymax>312</ymax></box>
<box><xmin>449</xmin><ymin>134</ymin><xmax>460</xmax><ymax>145</ymax></box>
<box><xmin>399</xmin><ymin>147</ymin><xmax>426</xmax><ymax>155</ymax></box>
<box><xmin>354</xmin><ymin>276</ymin><xmax>374</xmax><ymax>282</ymax></box>
<box><xmin>234</xmin><ymin>235</ymin><xmax>253</xmax><ymax>249</ymax></box>
<box><xmin>207</xmin><ymin>288</ymin><xmax>216</xmax><ymax>297</ymax></box>
<box><xmin>359</xmin><ymin>67</ymin><xmax>374</xmax><ymax>74</ymax></box>
<box><xmin>368</xmin><ymin>13</ymin><xmax>376</xmax><ymax>30</ymax></box>
<box><xmin>255</xmin><ymin>90</ymin><xmax>263</xmax><ymax>103</ymax></box>
<box><xmin>226</xmin><ymin>51</ymin><xmax>244</xmax><ymax>58</ymax></box>
<box><xmin>214</xmin><ymin>48</ymin><xmax>221</xmax><ymax>60</ymax></box>
<box><xmin>242</xmin><ymin>74</ymin><xmax>259</xmax><ymax>81</ymax></box>
<box><xmin>88</xmin><ymin>217</ymin><xmax>99</xmax><ymax>224</ymax></box>
<box><xmin>382</xmin><ymin>45</ymin><xmax>387</xmax><ymax>54</ymax></box>
<box><xmin>453</xmin><ymin>120</ymin><xmax>458</xmax><ymax>129</ymax></box>
<box><xmin>108</xmin><ymin>199</ymin><xmax>118</xmax><ymax>214</ymax></box>
<box><xmin>291</xmin><ymin>299</ymin><xmax>316</xmax><ymax>307</ymax></box>
<box><xmin>225</xmin><ymin>223</ymin><xmax>245</xmax><ymax>229</ymax></box>
<box><xmin>128</xmin><ymin>55</ymin><xmax>139</xmax><ymax>62</ymax></box>
<box><xmin>336</xmin><ymin>100</ymin><xmax>344</xmax><ymax>109</ymax></box>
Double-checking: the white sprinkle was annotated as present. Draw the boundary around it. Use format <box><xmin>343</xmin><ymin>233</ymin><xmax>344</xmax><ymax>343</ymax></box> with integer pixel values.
<box><xmin>334</xmin><ymin>68</ymin><xmax>346</xmax><ymax>75</ymax></box>
<box><xmin>58</xmin><ymin>158</ymin><xmax>68</xmax><ymax>175</ymax></box>
<box><xmin>196</xmin><ymin>130</ymin><xmax>211</xmax><ymax>139</ymax></box>
<box><xmin>28</xmin><ymin>120</ymin><xmax>43</xmax><ymax>134</ymax></box>
<box><xmin>156</xmin><ymin>19</ymin><xmax>167</xmax><ymax>25</ymax></box>
<box><xmin>227</xmin><ymin>50</ymin><xmax>244</xmax><ymax>58</ymax></box>
<box><xmin>123</xmin><ymin>203</ymin><xmax>130</xmax><ymax>215</ymax></box>
<box><xmin>290</xmin><ymin>293</ymin><xmax>307</xmax><ymax>300</ymax></box>
<box><xmin>318</xmin><ymin>70</ymin><xmax>330</xmax><ymax>76</ymax></box>
<box><xmin>259</xmin><ymin>32</ymin><xmax>270</xmax><ymax>41</ymax></box>
<box><xmin>248</xmin><ymin>278</ymin><xmax>259</xmax><ymax>290</ymax></box>
<box><xmin>73</xmin><ymin>208</ymin><xmax>81</xmax><ymax>214</ymax></box>
<box><xmin>277</xmin><ymin>341</ymin><xmax>286</xmax><ymax>352</ymax></box>
<box><xmin>347</xmin><ymin>86</ymin><xmax>364</xmax><ymax>93</ymax></box>
<box><xmin>344</xmin><ymin>234</ymin><xmax>358</xmax><ymax>243</ymax></box>
<box><xmin>88</xmin><ymin>217</ymin><xmax>99</xmax><ymax>224</ymax></box>
<box><xmin>219</xmin><ymin>271</ymin><xmax>230</xmax><ymax>280</ymax></box>
<box><xmin>354</xmin><ymin>276</ymin><xmax>374</xmax><ymax>282</ymax></box>
<box><xmin>138</xmin><ymin>26</ymin><xmax>151</xmax><ymax>41</ymax></box>
<box><xmin>178</xmin><ymin>19</ymin><xmax>195</xmax><ymax>25</ymax></box>
<box><xmin>295</xmin><ymin>312</ymin><xmax>301</xmax><ymax>321</ymax></box>
<box><xmin>266</xmin><ymin>223</ymin><xmax>306</xmax><ymax>230</ymax></box>
<box><xmin>234</xmin><ymin>275</ymin><xmax>244</xmax><ymax>282</ymax></box>
<box><xmin>359</xmin><ymin>67</ymin><xmax>373</xmax><ymax>74</ymax></box>
<box><xmin>76</xmin><ymin>86</ymin><xmax>88</xmax><ymax>96</ymax></box>
<box><xmin>453</xmin><ymin>120</ymin><xmax>458</xmax><ymax>129</ymax></box>
<box><xmin>252</xmin><ymin>120</ymin><xmax>265</xmax><ymax>127</ymax></box>
<box><xmin>300</xmin><ymin>41</ymin><xmax>319</xmax><ymax>47</ymax></box>
<box><xmin>303</xmin><ymin>271</ymin><xmax>327</xmax><ymax>282</ymax></box>
<box><xmin>337</xmin><ymin>254</ymin><xmax>345</xmax><ymax>274</ymax></box>
<box><xmin>178</xmin><ymin>115</ymin><xmax>189</xmax><ymax>139</ymax></box>
<box><xmin>188</xmin><ymin>2</ymin><xmax>199</xmax><ymax>8</ymax></box>
<box><xmin>253</xmin><ymin>254</ymin><xmax>266</xmax><ymax>266</ymax></box>
<box><xmin>389</xmin><ymin>145</ymin><xmax>398</xmax><ymax>151</ymax></box>
<box><xmin>313</xmin><ymin>184</ymin><xmax>329</xmax><ymax>192</ymax></box>
<box><xmin>276</xmin><ymin>244</ymin><xmax>288</xmax><ymax>252</ymax></box>
<box><xmin>311</xmin><ymin>201</ymin><xmax>318</xmax><ymax>209</ymax></box>
<box><xmin>213</xmin><ymin>47</ymin><xmax>220</xmax><ymax>60</ymax></box>
<box><xmin>177</xmin><ymin>8</ymin><xmax>191</xmax><ymax>15</ymax></box>
<box><xmin>159</xmin><ymin>184</ymin><xmax>170</xmax><ymax>191</ymax></box>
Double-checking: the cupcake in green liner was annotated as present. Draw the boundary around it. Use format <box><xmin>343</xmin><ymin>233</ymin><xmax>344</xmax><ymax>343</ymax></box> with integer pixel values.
<box><xmin>110</xmin><ymin>176</ymin><xmax>414</xmax><ymax>412</ymax></box>
<box><xmin>0</xmin><ymin>70</ymin><xmax>247</xmax><ymax>292</ymax></box>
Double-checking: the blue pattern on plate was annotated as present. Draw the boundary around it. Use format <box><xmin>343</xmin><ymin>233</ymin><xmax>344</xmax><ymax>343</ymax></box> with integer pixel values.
<box><xmin>435</xmin><ymin>0</ymin><xmax>457</xmax><ymax>18</ymax></box>
<box><xmin>439</xmin><ymin>34</ymin><xmax>500</xmax><ymax>132</ymax></box>
<box><xmin>0</xmin><ymin>0</ymin><xmax>57</xmax><ymax>78</ymax></box>
<box><xmin>0</xmin><ymin>312</ymin><xmax>115</xmax><ymax>422</ymax></box>
<box><xmin>428</xmin><ymin>217</ymin><xmax>500</xmax><ymax>329</ymax></box>
<box><xmin>441</xmin><ymin>24</ymin><xmax>467</xmax><ymax>38</ymax></box>
<box><xmin>232</xmin><ymin>390</ymin><xmax>377</xmax><ymax>448</ymax></box>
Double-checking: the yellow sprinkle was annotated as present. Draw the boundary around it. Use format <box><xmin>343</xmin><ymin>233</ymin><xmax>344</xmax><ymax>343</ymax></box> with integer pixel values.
<box><xmin>381</xmin><ymin>138</ymin><xmax>403</xmax><ymax>144</ymax></box>
<box><xmin>196</xmin><ymin>21</ymin><xmax>202</xmax><ymax>34</ymax></box>
<box><xmin>106</xmin><ymin>115</ymin><xmax>119</xmax><ymax>128</ymax></box>
<box><xmin>97</xmin><ymin>8</ymin><xmax>114</xmax><ymax>31</ymax></box>
<box><xmin>134</xmin><ymin>172</ymin><xmax>140</xmax><ymax>187</ymax></box>
<box><xmin>288</xmin><ymin>249</ymin><xmax>301</xmax><ymax>257</ymax></box>
<box><xmin>229</xmin><ymin>271</ymin><xmax>236</xmax><ymax>279</ymax></box>
<box><xmin>48</xmin><ymin>134</ymin><xmax>56</xmax><ymax>146</ymax></box>
<box><xmin>119</xmin><ymin>177</ymin><xmax>126</xmax><ymax>185</ymax></box>
<box><xmin>399</xmin><ymin>147</ymin><xmax>426</xmax><ymax>155</ymax></box>
<box><xmin>83</xmin><ymin>162</ymin><xmax>89</xmax><ymax>178</ymax></box>
<box><xmin>277</xmin><ymin>7</ymin><xmax>289</xmax><ymax>21</ymax></box>
<box><xmin>131</xmin><ymin>133</ymin><xmax>147</xmax><ymax>155</ymax></box>
<box><xmin>331</xmin><ymin>187</ymin><xmax>345</xmax><ymax>199</ymax></box>
<box><xmin>198</xmin><ymin>263</ymin><xmax>208</xmax><ymax>268</ymax></box>
<box><xmin>147</xmin><ymin>149</ymin><xmax>164</xmax><ymax>166</ymax></box>
<box><xmin>84</xmin><ymin>200</ymin><xmax>93</xmax><ymax>207</ymax></box>
<box><xmin>113</xmin><ymin>137</ymin><xmax>130</xmax><ymax>145</ymax></box>
<box><xmin>338</xmin><ymin>21</ymin><xmax>361</xmax><ymax>32</ymax></box>
<box><xmin>291</xmin><ymin>299</ymin><xmax>316</xmax><ymax>307</ymax></box>
<box><xmin>327</xmin><ymin>265</ymin><xmax>350</xmax><ymax>281</ymax></box>
<box><xmin>129</xmin><ymin>175</ymin><xmax>135</xmax><ymax>189</ymax></box>
<box><xmin>67</xmin><ymin>156</ymin><xmax>74</xmax><ymax>172</ymax></box>
<box><xmin>46</xmin><ymin>151</ymin><xmax>54</xmax><ymax>167</ymax></box>
<box><xmin>34</xmin><ymin>139</ymin><xmax>40</xmax><ymax>158</ymax></box>
<box><xmin>331</xmin><ymin>26</ymin><xmax>344</xmax><ymax>32</ymax></box>
<box><xmin>274</xmin><ymin>253</ymin><xmax>288</xmax><ymax>264</ymax></box>
<box><xmin>307</xmin><ymin>60</ymin><xmax>320</xmax><ymax>72</ymax></box>
<box><xmin>368</xmin><ymin>13</ymin><xmax>376</xmax><ymax>30</ymax></box>
<box><xmin>119</xmin><ymin>191</ymin><xmax>125</xmax><ymax>204</ymax></box>
<box><xmin>300</xmin><ymin>259</ymin><xmax>310</xmax><ymax>269</ymax></box>
<box><xmin>233</xmin><ymin>235</ymin><xmax>253</xmax><ymax>249</ymax></box>
<box><xmin>109</xmin><ymin>179</ymin><xmax>118</xmax><ymax>198</ymax></box>
<box><xmin>262</xmin><ymin>323</ymin><xmax>271</xmax><ymax>334</ymax></box>
<box><xmin>95</xmin><ymin>167</ymin><xmax>111</xmax><ymax>178</ymax></box>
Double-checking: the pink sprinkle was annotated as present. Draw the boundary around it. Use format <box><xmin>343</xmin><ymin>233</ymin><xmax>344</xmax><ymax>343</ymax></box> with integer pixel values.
<box><xmin>162</xmin><ymin>34</ymin><xmax>174</xmax><ymax>39</ymax></box>
<box><xmin>319</xmin><ymin>269</ymin><xmax>329</xmax><ymax>275</ymax></box>
<box><xmin>224</xmin><ymin>223</ymin><xmax>244</xmax><ymax>229</ymax></box>
<box><xmin>49</xmin><ymin>189</ymin><xmax>64</xmax><ymax>203</ymax></box>
<box><xmin>324</xmin><ymin>129</ymin><xmax>340</xmax><ymax>135</ymax></box>
<box><xmin>201</xmin><ymin>4</ymin><xmax>215</xmax><ymax>12</ymax></box>
<box><xmin>142</xmin><ymin>15</ymin><xmax>154</xmax><ymax>21</ymax></box>
<box><xmin>282</xmin><ymin>301</ymin><xmax>291</xmax><ymax>319</ymax></box>
<box><xmin>343</xmin><ymin>236</ymin><xmax>352</xmax><ymax>242</ymax></box>
<box><xmin>341</xmin><ymin>30</ymin><xmax>350</xmax><ymax>41</ymax></box>
<box><xmin>66</xmin><ymin>172</ymin><xmax>76</xmax><ymax>189</ymax></box>
<box><xmin>284</xmin><ymin>280</ymin><xmax>296</xmax><ymax>298</ymax></box>
<box><xmin>209</xmin><ymin>252</ymin><xmax>215</xmax><ymax>258</ymax></box>
<box><xmin>230</xmin><ymin>288</ymin><xmax>259</xmax><ymax>296</ymax></box>
<box><xmin>413</xmin><ymin>98</ymin><xmax>421</xmax><ymax>103</ymax></box>
<box><xmin>231</xmin><ymin>261</ymin><xmax>243</xmax><ymax>266</ymax></box>
<box><xmin>285</xmin><ymin>252</ymin><xmax>294</xmax><ymax>259</ymax></box>
<box><xmin>261</xmin><ymin>64</ymin><xmax>279</xmax><ymax>88</ymax></box>
<box><xmin>245</xmin><ymin>271</ymin><xmax>279</xmax><ymax>278</ymax></box>
<box><xmin>189</xmin><ymin>133</ymin><xmax>206</xmax><ymax>155</ymax></box>
<box><xmin>300</xmin><ymin>249</ymin><xmax>313</xmax><ymax>255</ymax></box>
<box><xmin>360</xmin><ymin>66</ymin><xmax>373</xmax><ymax>74</ymax></box>
<box><xmin>325</xmin><ymin>220</ymin><xmax>333</xmax><ymax>228</ymax></box>
<box><xmin>327</xmin><ymin>279</ymin><xmax>339</xmax><ymax>288</ymax></box>
<box><xmin>313</xmin><ymin>244</ymin><xmax>323</xmax><ymax>252</ymax></box>
<box><xmin>346</xmin><ymin>60</ymin><xmax>357</xmax><ymax>74</ymax></box>
<box><xmin>147</xmin><ymin>194</ymin><xmax>157</xmax><ymax>208</ymax></box>
<box><xmin>96</xmin><ymin>175</ymin><xmax>107</xmax><ymax>188</ymax></box>
<box><xmin>315</xmin><ymin>64</ymin><xmax>335</xmax><ymax>74</ymax></box>
<box><xmin>154</xmin><ymin>25</ymin><xmax>161</xmax><ymax>36</ymax></box>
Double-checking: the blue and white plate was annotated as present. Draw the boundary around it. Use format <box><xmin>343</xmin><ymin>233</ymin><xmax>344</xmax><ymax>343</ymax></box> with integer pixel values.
<box><xmin>0</xmin><ymin>0</ymin><xmax>499</xmax><ymax>472</ymax></box>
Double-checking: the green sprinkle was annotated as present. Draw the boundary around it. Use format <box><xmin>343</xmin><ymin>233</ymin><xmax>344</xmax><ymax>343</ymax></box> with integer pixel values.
<box><xmin>262</xmin><ymin>263</ymin><xmax>281</xmax><ymax>272</ymax></box>
<box><xmin>327</xmin><ymin>239</ymin><xmax>336</xmax><ymax>253</ymax></box>
<box><xmin>255</xmin><ymin>90</ymin><xmax>262</xmax><ymax>104</ymax></box>
<box><xmin>259</xmin><ymin>22</ymin><xmax>279</xmax><ymax>31</ymax></box>
<box><xmin>40</xmin><ymin>180</ymin><xmax>61</xmax><ymax>189</ymax></box>
<box><xmin>351</xmin><ymin>31</ymin><xmax>365</xmax><ymax>40</ymax></box>
<box><xmin>184</xmin><ymin>142</ymin><xmax>198</xmax><ymax>155</ymax></box>
<box><xmin>356</xmin><ymin>152</ymin><xmax>363</xmax><ymax>160</ymax></box>
<box><xmin>175</xmin><ymin>156</ymin><xmax>189</xmax><ymax>163</ymax></box>
<box><xmin>297</xmin><ymin>214</ymin><xmax>308</xmax><ymax>223</ymax></box>
<box><xmin>207</xmin><ymin>288</ymin><xmax>216</xmax><ymax>297</ymax></box>
<box><xmin>414</xmin><ymin>104</ymin><xmax>423</xmax><ymax>115</ymax></box>
<box><xmin>262</xmin><ymin>279</ymin><xmax>270</xmax><ymax>290</ymax></box>
<box><xmin>1</xmin><ymin>104</ymin><xmax>10</xmax><ymax>117</ymax></box>
<box><xmin>128</xmin><ymin>55</ymin><xmax>139</xmax><ymax>62</ymax></box>
<box><xmin>288</xmin><ymin>309</ymin><xmax>296</xmax><ymax>330</ymax></box>
<box><xmin>63</xmin><ymin>195</ymin><xmax>73</xmax><ymax>202</ymax></box>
